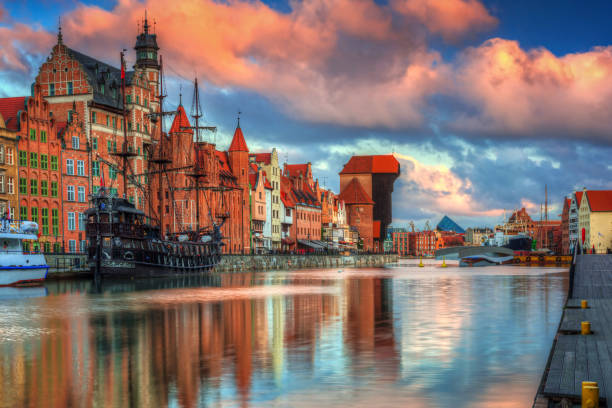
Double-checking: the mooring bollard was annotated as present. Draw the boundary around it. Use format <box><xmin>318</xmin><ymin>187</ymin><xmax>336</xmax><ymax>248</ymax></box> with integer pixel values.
<box><xmin>581</xmin><ymin>321</ymin><xmax>591</xmax><ymax>335</ymax></box>
<box><xmin>581</xmin><ymin>299</ymin><xmax>588</xmax><ymax>309</ymax></box>
<box><xmin>582</xmin><ymin>381</ymin><xmax>599</xmax><ymax>408</ymax></box>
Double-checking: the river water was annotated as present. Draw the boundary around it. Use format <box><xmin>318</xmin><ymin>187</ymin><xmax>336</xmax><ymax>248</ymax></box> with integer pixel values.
<box><xmin>0</xmin><ymin>259</ymin><xmax>567</xmax><ymax>408</ymax></box>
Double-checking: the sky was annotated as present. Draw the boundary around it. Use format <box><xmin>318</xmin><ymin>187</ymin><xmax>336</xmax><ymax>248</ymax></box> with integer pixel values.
<box><xmin>1</xmin><ymin>0</ymin><xmax>612</xmax><ymax>230</ymax></box>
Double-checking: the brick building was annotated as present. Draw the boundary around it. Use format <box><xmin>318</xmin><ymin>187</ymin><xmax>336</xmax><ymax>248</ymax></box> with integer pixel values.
<box><xmin>339</xmin><ymin>155</ymin><xmax>400</xmax><ymax>251</ymax></box>
<box><xmin>283</xmin><ymin>164</ymin><xmax>321</xmax><ymax>249</ymax></box>
<box><xmin>0</xmin><ymin>108</ymin><xmax>19</xmax><ymax>220</ymax></box>
<box><xmin>338</xmin><ymin>178</ymin><xmax>374</xmax><ymax>250</ymax></box>
<box><xmin>249</xmin><ymin>163</ymin><xmax>268</xmax><ymax>252</ymax></box>
<box><xmin>561</xmin><ymin>197</ymin><xmax>571</xmax><ymax>255</ymax></box>
<box><xmin>250</xmin><ymin>149</ymin><xmax>281</xmax><ymax>249</ymax></box>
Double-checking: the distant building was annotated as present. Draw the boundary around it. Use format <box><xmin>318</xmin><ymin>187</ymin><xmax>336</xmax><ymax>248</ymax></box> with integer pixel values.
<box><xmin>561</xmin><ymin>197</ymin><xmax>571</xmax><ymax>255</ymax></box>
<box><xmin>0</xmin><ymin>109</ymin><xmax>18</xmax><ymax>221</ymax></box>
<box><xmin>568</xmin><ymin>191</ymin><xmax>584</xmax><ymax>253</ymax></box>
<box><xmin>250</xmin><ymin>149</ymin><xmax>281</xmax><ymax>250</ymax></box>
<box><xmin>339</xmin><ymin>155</ymin><xmax>400</xmax><ymax>251</ymax></box>
<box><xmin>465</xmin><ymin>227</ymin><xmax>493</xmax><ymax>245</ymax></box>
<box><xmin>436</xmin><ymin>215</ymin><xmax>465</xmax><ymax>234</ymax></box>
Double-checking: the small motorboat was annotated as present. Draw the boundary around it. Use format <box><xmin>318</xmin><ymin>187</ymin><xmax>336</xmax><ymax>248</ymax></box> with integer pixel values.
<box><xmin>0</xmin><ymin>221</ymin><xmax>49</xmax><ymax>286</ymax></box>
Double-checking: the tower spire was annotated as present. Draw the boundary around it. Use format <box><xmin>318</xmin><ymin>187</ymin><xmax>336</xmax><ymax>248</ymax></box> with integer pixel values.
<box><xmin>237</xmin><ymin>110</ymin><xmax>241</xmax><ymax>128</ymax></box>
<box><xmin>144</xmin><ymin>9</ymin><xmax>149</xmax><ymax>34</ymax></box>
<box><xmin>57</xmin><ymin>16</ymin><xmax>63</xmax><ymax>44</ymax></box>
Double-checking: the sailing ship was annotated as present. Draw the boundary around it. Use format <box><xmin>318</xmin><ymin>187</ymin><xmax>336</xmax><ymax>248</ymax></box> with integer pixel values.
<box><xmin>86</xmin><ymin>52</ymin><xmax>226</xmax><ymax>278</ymax></box>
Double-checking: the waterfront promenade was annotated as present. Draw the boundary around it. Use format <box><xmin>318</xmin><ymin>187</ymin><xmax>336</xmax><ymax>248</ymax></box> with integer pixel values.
<box><xmin>535</xmin><ymin>255</ymin><xmax>612</xmax><ymax>407</ymax></box>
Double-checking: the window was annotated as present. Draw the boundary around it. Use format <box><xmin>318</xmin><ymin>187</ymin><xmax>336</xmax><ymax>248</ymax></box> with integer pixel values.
<box><xmin>68</xmin><ymin>111</ymin><xmax>73</xmax><ymax>123</ymax></box>
<box><xmin>19</xmin><ymin>151</ymin><xmax>27</xmax><ymax>167</ymax></box>
<box><xmin>40</xmin><ymin>154</ymin><xmax>48</xmax><ymax>170</ymax></box>
<box><xmin>6</xmin><ymin>148</ymin><xmax>13</xmax><ymax>165</ymax></box>
<box><xmin>144</xmin><ymin>99</ymin><xmax>148</xmax><ymax>107</ymax></box>
<box><xmin>30</xmin><ymin>179</ymin><xmax>37</xmax><ymax>195</ymax></box>
<box><xmin>40</xmin><ymin>130</ymin><xmax>47</xmax><ymax>143</ymax></box>
<box><xmin>20</xmin><ymin>206</ymin><xmax>27</xmax><ymax>221</ymax></box>
<box><xmin>110</xmin><ymin>188</ymin><xmax>117</xmax><ymax>196</ymax></box>
<box><xmin>67</xmin><ymin>185</ymin><xmax>75</xmax><ymax>201</ymax></box>
<box><xmin>107</xmin><ymin>140</ymin><xmax>112</xmax><ymax>153</ymax></box>
<box><xmin>7</xmin><ymin>177</ymin><xmax>13</xmax><ymax>194</ymax></box>
<box><xmin>91</xmin><ymin>112</ymin><xmax>96</xmax><ymax>123</ymax></box>
<box><xmin>78</xmin><ymin>186</ymin><xmax>85</xmax><ymax>202</ymax></box>
<box><xmin>77</xmin><ymin>160</ymin><xmax>85</xmax><ymax>176</ymax></box>
<box><xmin>68</xmin><ymin>212</ymin><xmax>75</xmax><ymax>231</ymax></box>
<box><xmin>80</xmin><ymin>240</ymin><xmax>87</xmax><ymax>252</ymax></box>
<box><xmin>30</xmin><ymin>152</ymin><xmax>38</xmax><ymax>168</ymax></box>
<box><xmin>100</xmin><ymin>84</ymin><xmax>105</xmax><ymax>95</ymax></box>
<box><xmin>0</xmin><ymin>145</ymin><xmax>4</xmax><ymax>164</ymax></box>
<box><xmin>29</xmin><ymin>129</ymin><xmax>36</xmax><ymax>140</ymax></box>
<box><xmin>0</xmin><ymin>175</ymin><xmax>4</xmax><ymax>193</ymax></box>
<box><xmin>41</xmin><ymin>208</ymin><xmax>48</xmax><ymax>235</ymax></box>
<box><xmin>113</xmin><ymin>141</ymin><xmax>117</xmax><ymax>153</ymax></box>
<box><xmin>52</xmin><ymin>209</ymin><xmax>59</xmax><ymax>236</ymax></box>
<box><xmin>51</xmin><ymin>181</ymin><xmax>58</xmax><ymax>197</ymax></box>
<box><xmin>68</xmin><ymin>81</ymin><xmax>73</xmax><ymax>95</ymax></box>
<box><xmin>31</xmin><ymin>207</ymin><xmax>38</xmax><ymax>224</ymax></box>
<box><xmin>68</xmin><ymin>240</ymin><xmax>76</xmax><ymax>253</ymax></box>
<box><xmin>92</xmin><ymin>186</ymin><xmax>99</xmax><ymax>194</ymax></box>
<box><xmin>72</xmin><ymin>136</ymin><xmax>79</xmax><ymax>150</ymax></box>
<box><xmin>53</xmin><ymin>242</ymin><xmax>60</xmax><ymax>253</ymax></box>
<box><xmin>66</xmin><ymin>159</ymin><xmax>74</xmax><ymax>175</ymax></box>
<box><xmin>109</xmin><ymin>167</ymin><xmax>117</xmax><ymax>180</ymax></box>
<box><xmin>44</xmin><ymin>242</ymin><xmax>50</xmax><ymax>253</ymax></box>
<box><xmin>39</xmin><ymin>180</ymin><xmax>48</xmax><ymax>196</ymax></box>
<box><xmin>106</xmin><ymin>115</ymin><xmax>109</xmax><ymax>126</ymax></box>
<box><xmin>136</xmin><ymin>95</ymin><xmax>140</xmax><ymax>105</ymax></box>
<box><xmin>126</xmin><ymin>94</ymin><xmax>131</xmax><ymax>104</ymax></box>
<box><xmin>92</xmin><ymin>137</ymin><xmax>98</xmax><ymax>150</ymax></box>
<box><xmin>49</xmin><ymin>83</ymin><xmax>55</xmax><ymax>96</ymax></box>
<box><xmin>137</xmin><ymin>123</ymin><xmax>140</xmax><ymax>132</ymax></box>
<box><xmin>79</xmin><ymin>213</ymin><xmax>86</xmax><ymax>231</ymax></box>
<box><xmin>19</xmin><ymin>178</ymin><xmax>27</xmax><ymax>194</ymax></box>
<box><xmin>112</xmin><ymin>117</ymin><xmax>116</xmax><ymax>129</ymax></box>
<box><xmin>92</xmin><ymin>161</ymin><xmax>100</xmax><ymax>177</ymax></box>
<box><xmin>50</xmin><ymin>156</ymin><xmax>58</xmax><ymax>171</ymax></box>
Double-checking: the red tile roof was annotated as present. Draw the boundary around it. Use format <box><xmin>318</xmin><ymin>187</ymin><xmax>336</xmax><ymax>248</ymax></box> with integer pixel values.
<box><xmin>262</xmin><ymin>171</ymin><xmax>272</xmax><ymax>189</ymax></box>
<box><xmin>250</xmin><ymin>153</ymin><xmax>271</xmax><ymax>165</ymax></box>
<box><xmin>0</xmin><ymin>97</ymin><xmax>27</xmax><ymax>131</ymax></box>
<box><xmin>229</xmin><ymin>125</ymin><xmax>249</xmax><ymax>152</ymax></box>
<box><xmin>285</xmin><ymin>163</ymin><xmax>309</xmax><ymax>178</ymax></box>
<box><xmin>339</xmin><ymin>178</ymin><xmax>374</xmax><ymax>205</ymax></box>
<box><xmin>281</xmin><ymin>192</ymin><xmax>294</xmax><ymax>208</ymax></box>
<box><xmin>575</xmin><ymin>191</ymin><xmax>584</xmax><ymax>206</ymax></box>
<box><xmin>340</xmin><ymin>155</ymin><xmax>400</xmax><ymax>175</ymax></box>
<box><xmin>169</xmin><ymin>104</ymin><xmax>192</xmax><ymax>134</ymax></box>
<box><xmin>585</xmin><ymin>190</ymin><xmax>612</xmax><ymax>212</ymax></box>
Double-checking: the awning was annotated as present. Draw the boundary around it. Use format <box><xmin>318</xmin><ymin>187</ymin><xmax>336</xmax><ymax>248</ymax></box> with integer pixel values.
<box><xmin>298</xmin><ymin>240</ymin><xmax>325</xmax><ymax>249</ymax></box>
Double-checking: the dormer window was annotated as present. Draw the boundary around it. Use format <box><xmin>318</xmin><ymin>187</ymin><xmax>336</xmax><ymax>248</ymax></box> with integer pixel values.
<box><xmin>100</xmin><ymin>84</ymin><xmax>105</xmax><ymax>95</ymax></box>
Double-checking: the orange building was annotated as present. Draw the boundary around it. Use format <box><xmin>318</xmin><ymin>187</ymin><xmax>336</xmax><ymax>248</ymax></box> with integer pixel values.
<box><xmin>249</xmin><ymin>163</ymin><xmax>268</xmax><ymax>253</ymax></box>
<box><xmin>283</xmin><ymin>164</ymin><xmax>321</xmax><ymax>249</ymax></box>
<box><xmin>339</xmin><ymin>155</ymin><xmax>400</xmax><ymax>251</ymax></box>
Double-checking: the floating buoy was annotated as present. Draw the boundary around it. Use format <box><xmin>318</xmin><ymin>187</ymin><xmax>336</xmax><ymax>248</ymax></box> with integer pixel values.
<box><xmin>338</xmin><ymin>269</ymin><xmax>343</xmax><ymax>273</ymax></box>
<box><xmin>441</xmin><ymin>256</ymin><xmax>447</xmax><ymax>268</ymax></box>
<box><xmin>418</xmin><ymin>257</ymin><xmax>424</xmax><ymax>267</ymax></box>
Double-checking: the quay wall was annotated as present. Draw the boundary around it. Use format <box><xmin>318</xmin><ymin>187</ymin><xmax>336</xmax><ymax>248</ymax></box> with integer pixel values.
<box><xmin>45</xmin><ymin>253</ymin><xmax>398</xmax><ymax>278</ymax></box>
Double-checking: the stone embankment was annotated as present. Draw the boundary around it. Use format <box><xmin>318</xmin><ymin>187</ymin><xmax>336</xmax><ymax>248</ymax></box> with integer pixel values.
<box><xmin>215</xmin><ymin>253</ymin><xmax>398</xmax><ymax>272</ymax></box>
<box><xmin>45</xmin><ymin>253</ymin><xmax>398</xmax><ymax>278</ymax></box>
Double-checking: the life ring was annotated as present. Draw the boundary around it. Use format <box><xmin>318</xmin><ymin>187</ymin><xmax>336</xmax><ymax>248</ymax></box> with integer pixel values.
<box><xmin>525</xmin><ymin>256</ymin><xmax>531</xmax><ymax>263</ymax></box>
<box><xmin>538</xmin><ymin>255</ymin><xmax>545</xmax><ymax>263</ymax></box>
<box><xmin>124</xmin><ymin>251</ymin><xmax>134</xmax><ymax>261</ymax></box>
<box><xmin>514</xmin><ymin>258</ymin><xmax>521</xmax><ymax>264</ymax></box>
<box><xmin>556</xmin><ymin>256</ymin><xmax>562</xmax><ymax>263</ymax></box>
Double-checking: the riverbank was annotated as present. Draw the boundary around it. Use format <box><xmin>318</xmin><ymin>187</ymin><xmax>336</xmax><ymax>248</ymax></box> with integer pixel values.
<box><xmin>44</xmin><ymin>253</ymin><xmax>398</xmax><ymax>279</ymax></box>
<box><xmin>533</xmin><ymin>254</ymin><xmax>612</xmax><ymax>407</ymax></box>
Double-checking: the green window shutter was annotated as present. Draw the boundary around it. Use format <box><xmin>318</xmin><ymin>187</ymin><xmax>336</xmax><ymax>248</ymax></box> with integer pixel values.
<box><xmin>20</xmin><ymin>206</ymin><xmax>28</xmax><ymax>221</ymax></box>
<box><xmin>19</xmin><ymin>178</ymin><xmax>27</xmax><ymax>194</ymax></box>
<box><xmin>51</xmin><ymin>181</ymin><xmax>58</xmax><ymax>197</ymax></box>
<box><xmin>92</xmin><ymin>161</ymin><xmax>100</xmax><ymax>177</ymax></box>
<box><xmin>41</xmin><ymin>180</ymin><xmax>48</xmax><ymax>196</ymax></box>
<box><xmin>41</xmin><ymin>208</ymin><xmax>49</xmax><ymax>235</ymax></box>
<box><xmin>93</xmin><ymin>137</ymin><xmax>98</xmax><ymax>150</ymax></box>
<box><xmin>30</xmin><ymin>179</ymin><xmax>38</xmax><ymax>195</ymax></box>
<box><xmin>29</xmin><ymin>152</ymin><xmax>38</xmax><ymax>168</ymax></box>
<box><xmin>40</xmin><ymin>154</ymin><xmax>48</xmax><ymax>170</ymax></box>
<box><xmin>19</xmin><ymin>151</ymin><xmax>27</xmax><ymax>167</ymax></box>
<box><xmin>29</xmin><ymin>129</ymin><xmax>36</xmax><ymax>140</ymax></box>
<box><xmin>40</xmin><ymin>130</ymin><xmax>47</xmax><ymax>143</ymax></box>
<box><xmin>31</xmin><ymin>207</ymin><xmax>38</xmax><ymax>224</ymax></box>
<box><xmin>50</xmin><ymin>156</ymin><xmax>58</xmax><ymax>171</ymax></box>
<box><xmin>52</xmin><ymin>209</ymin><xmax>59</xmax><ymax>236</ymax></box>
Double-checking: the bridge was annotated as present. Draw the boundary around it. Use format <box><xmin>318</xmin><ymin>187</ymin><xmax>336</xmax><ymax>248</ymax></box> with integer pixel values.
<box><xmin>434</xmin><ymin>245</ymin><xmax>514</xmax><ymax>260</ymax></box>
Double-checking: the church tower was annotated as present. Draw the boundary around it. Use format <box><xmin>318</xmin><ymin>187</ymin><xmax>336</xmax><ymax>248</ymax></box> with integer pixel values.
<box><xmin>134</xmin><ymin>12</ymin><xmax>160</xmax><ymax>111</ymax></box>
<box><xmin>228</xmin><ymin>117</ymin><xmax>250</xmax><ymax>253</ymax></box>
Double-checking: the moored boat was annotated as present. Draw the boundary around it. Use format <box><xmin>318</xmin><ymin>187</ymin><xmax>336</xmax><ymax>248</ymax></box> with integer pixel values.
<box><xmin>0</xmin><ymin>221</ymin><xmax>49</xmax><ymax>286</ymax></box>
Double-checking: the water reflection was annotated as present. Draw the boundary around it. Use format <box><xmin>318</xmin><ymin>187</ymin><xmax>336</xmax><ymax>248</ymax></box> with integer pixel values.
<box><xmin>0</xmin><ymin>262</ymin><xmax>567</xmax><ymax>408</ymax></box>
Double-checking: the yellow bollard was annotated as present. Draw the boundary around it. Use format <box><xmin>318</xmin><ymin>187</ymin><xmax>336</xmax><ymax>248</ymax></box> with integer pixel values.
<box><xmin>581</xmin><ymin>321</ymin><xmax>591</xmax><ymax>335</ymax></box>
<box><xmin>581</xmin><ymin>299</ymin><xmax>588</xmax><ymax>309</ymax></box>
<box><xmin>441</xmin><ymin>256</ymin><xmax>447</xmax><ymax>268</ymax></box>
<box><xmin>582</xmin><ymin>381</ymin><xmax>599</xmax><ymax>408</ymax></box>
<box><xmin>418</xmin><ymin>257</ymin><xmax>424</xmax><ymax>267</ymax></box>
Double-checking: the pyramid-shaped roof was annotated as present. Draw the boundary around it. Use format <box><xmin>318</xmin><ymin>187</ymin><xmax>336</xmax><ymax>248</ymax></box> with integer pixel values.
<box><xmin>169</xmin><ymin>104</ymin><xmax>192</xmax><ymax>134</ymax></box>
<box><xmin>338</xmin><ymin>178</ymin><xmax>374</xmax><ymax>205</ymax></box>
<box><xmin>436</xmin><ymin>215</ymin><xmax>465</xmax><ymax>234</ymax></box>
<box><xmin>229</xmin><ymin>125</ymin><xmax>248</xmax><ymax>152</ymax></box>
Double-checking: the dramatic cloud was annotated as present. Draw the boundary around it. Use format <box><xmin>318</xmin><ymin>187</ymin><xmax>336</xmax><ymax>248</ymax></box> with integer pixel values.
<box><xmin>452</xmin><ymin>39</ymin><xmax>612</xmax><ymax>142</ymax></box>
<box><xmin>391</xmin><ymin>0</ymin><xmax>498</xmax><ymax>42</ymax></box>
<box><xmin>0</xmin><ymin>23</ymin><xmax>53</xmax><ymax>73</ymax></box>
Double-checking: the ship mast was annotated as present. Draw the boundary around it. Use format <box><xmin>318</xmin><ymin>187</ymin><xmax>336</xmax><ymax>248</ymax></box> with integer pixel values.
<box><xmin>112</xmin><ymin>50</ymin><xmax>137</xmax><ymax>199</ymax></box>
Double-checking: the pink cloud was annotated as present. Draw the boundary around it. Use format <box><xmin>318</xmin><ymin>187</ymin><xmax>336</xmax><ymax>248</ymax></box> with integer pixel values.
<box><xmin>0</xmin><ymin>23</ymin><xmax>54</xmax><ymax>72</ymax></box>
<box><xmin>391</xmin><ymin>0</ymin><xmax>497</xmax><ymax>42</ymax></box>
<box><xmin>452</xmin><ymin>38</ymin><xmax>612</xmax><ymax>141</ymax></box>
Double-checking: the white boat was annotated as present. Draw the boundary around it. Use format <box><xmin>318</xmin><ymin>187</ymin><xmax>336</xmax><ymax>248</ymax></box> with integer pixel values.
<box><xmin>0</xmin><ymin>221</ymin><xmax>49</xmax><ymax>286</ymax></box>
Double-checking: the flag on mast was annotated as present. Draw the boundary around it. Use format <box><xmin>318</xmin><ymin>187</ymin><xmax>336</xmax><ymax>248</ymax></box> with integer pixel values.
<box><xmin>121</xmin><ymin>59</ymin><xmax>125</xmax><ymax>79</ymax></box>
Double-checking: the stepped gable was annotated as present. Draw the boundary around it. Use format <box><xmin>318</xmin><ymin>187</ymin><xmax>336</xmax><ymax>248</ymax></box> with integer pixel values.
<box><xmin>340</xmin><ymin>155</ymin><xmax>400</xmax><ymax>174</ymax></box>
<box><xmin>0</xmin><ymin>97</ymin><xmax>28</xmax><ymax>130</ymax></box>
<box><xmin>339</xmin><ymin>178</ymin><xmax>374</xmax><ymax>205</ymax></box>
<box><xmin>436</xmin><ymin>215</ymin><xmax>465</xmax><ymax>234</ymax></box>
<box><xmin>229</xmin><ymin>124</ymin><xmax>249</xmax><ymax>152</ymax></box>
<box><xmin>170</xmin><ymin>104</ymin><xmax>192</xmax><ymax>134</ymax></box>
<box><xmin>585</xmin><ymin>190</ymin><xmax>612</xmax><ymax>211</ymax></box>
<box><xmin>65</xmin><ymin>47</ymin><xmax>133</xmax><ymax>110</ymax></box>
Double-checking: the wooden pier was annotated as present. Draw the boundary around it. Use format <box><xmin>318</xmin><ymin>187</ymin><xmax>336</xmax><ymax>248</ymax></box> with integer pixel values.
<box><xmin>534</xmin><ymin>255</ymin><xmax>612</xmax><ymax>407</ymax></box>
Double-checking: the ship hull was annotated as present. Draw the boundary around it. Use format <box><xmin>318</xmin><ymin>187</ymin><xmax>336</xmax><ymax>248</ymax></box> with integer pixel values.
<box><xmin>90</xmin><ymin>254</ymin><xmax>221</xmax><ymax>278</ymax></box>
